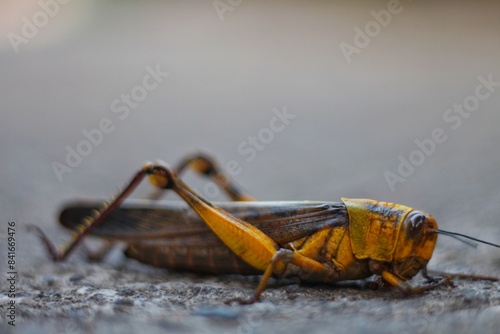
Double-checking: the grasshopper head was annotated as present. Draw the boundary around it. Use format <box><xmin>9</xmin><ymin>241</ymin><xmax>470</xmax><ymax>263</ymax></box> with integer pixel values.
<box><xmin>342</xmin><ymin>198</ymin><xmax>439</xmax><ymax>280</ymax></box>
<box><xmin>390</xmin><ymin>211</ymin><xmax>438</xmax><ymax>280</ymax></box>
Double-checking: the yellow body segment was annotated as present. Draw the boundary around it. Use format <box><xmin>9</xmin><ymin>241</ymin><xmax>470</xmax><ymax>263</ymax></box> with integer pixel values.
<box><xmin>290</xmin><ymin>224</ymin><xmax>371</xmax><ymax>282</ymax></box>
<box><xmin>292</xmin><ymin>228</ymin><xmax>332</xmax><ymax>260</ymax></box>
<box><xmin>341</xmin><ymin>198</ymin><xmax>413</xmax><ymax>262</ymax></box>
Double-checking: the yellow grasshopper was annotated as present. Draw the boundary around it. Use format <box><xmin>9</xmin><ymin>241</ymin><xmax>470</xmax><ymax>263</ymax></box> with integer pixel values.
<box><xmin>31</xmin><ymin>153</ymin><xmax>500</xmax><ymax>303</ymax></box>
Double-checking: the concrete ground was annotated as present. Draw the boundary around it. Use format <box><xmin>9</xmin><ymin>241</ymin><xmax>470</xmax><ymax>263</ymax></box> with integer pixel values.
<box><xmin>1</xmin><ymin>1</ymin><xmax>500</xmax><ymax>333</ymax></box>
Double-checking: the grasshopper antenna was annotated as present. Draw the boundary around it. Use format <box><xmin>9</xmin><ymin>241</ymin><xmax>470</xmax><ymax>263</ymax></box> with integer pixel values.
<box><xmin>434</xmin><ymin>229</ymin><xmax>500</xmax><ymax>249</ymax></box>
<box><xmin>428</xmin><ymin>229</ymin><xmax>500</xmax><ymax>282</ymax></box>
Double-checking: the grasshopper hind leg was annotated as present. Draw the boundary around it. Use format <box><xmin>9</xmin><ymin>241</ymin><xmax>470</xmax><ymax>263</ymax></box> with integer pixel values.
<box><xmin>34</xmin><ymin>160</ymin><xmax>330</xmax><ymax>304</ymax></box>
<box><xmin>33</xmin><ymin>152</ymin><xmax>255</xmax><ymax>261</ymax></box>
<box><xmin>145</xmin><ymin>163</ymin><xmax>335</xmax><ymax>303</ymax></box>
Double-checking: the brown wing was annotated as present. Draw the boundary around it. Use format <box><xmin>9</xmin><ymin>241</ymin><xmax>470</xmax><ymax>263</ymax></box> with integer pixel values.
<box><xmin>59</xmin><ymin>199</ymin><xmax>348</xmax><ymax>274</ymax></box>
<box><xmin>59</xmin><ymin>199</ymin><xmax>348</xmax><ymax>246</ymax></box>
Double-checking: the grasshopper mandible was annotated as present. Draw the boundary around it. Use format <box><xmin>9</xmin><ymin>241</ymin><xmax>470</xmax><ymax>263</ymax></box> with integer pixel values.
<box><xmin>32</xmin><ymin>152</ymin><xmax>500</xmax><ymax>303</ymax></box>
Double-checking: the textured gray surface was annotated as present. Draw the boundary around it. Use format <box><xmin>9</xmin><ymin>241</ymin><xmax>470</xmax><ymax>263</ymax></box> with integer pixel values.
<box><xmin>1</xmin><ymin>1</ymin><xmax>500</xmax><ymax>333</ymax></box>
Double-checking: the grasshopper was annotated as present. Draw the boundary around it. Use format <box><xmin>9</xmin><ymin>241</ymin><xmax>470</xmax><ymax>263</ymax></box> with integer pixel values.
<box><xmin>32</xmin><ymin>152</ymin><xmax>500</xmax><ymax>303</ymax></box>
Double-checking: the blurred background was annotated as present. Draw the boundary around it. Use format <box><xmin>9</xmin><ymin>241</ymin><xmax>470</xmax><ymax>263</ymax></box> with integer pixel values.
<box><xmin>1</xmin><ymin>0</ymin><xmax>500</xmax><ymax>300</ymax></box>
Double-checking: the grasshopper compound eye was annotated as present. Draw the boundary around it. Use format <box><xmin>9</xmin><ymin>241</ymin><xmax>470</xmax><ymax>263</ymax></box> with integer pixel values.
<box><xmin>403</xmin><ymin>211</ymin><xmax>439</xmax><ymax>239</ymax></box>
<box><xmin>404</xmin><ymin>212</ymin><xmax>426</xmax><ymax>237</ymax></box>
